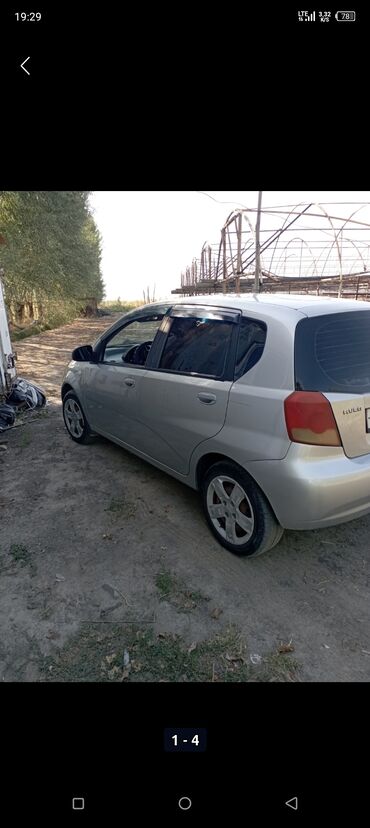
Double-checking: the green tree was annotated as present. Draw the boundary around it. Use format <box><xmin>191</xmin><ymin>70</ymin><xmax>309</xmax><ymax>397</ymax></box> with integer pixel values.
<box><xmin>0</xmin><ymin>191</ymin><xmax>104</xmax><ymax>322</ymax></box>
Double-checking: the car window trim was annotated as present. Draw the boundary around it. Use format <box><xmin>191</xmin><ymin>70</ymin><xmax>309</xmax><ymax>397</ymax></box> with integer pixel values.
<box><xmin>169</xmin><ymin>304</ymin><xmax>241</xmax><ymax>323</ymax></box>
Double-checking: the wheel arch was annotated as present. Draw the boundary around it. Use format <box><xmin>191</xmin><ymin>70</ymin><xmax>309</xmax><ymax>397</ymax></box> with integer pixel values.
<box><xmin>195</xmin><ymin>452</ymin><xmax>281</xmax><ymax>524</ymax></box>
<box><xmin>61</xmin><ymin>382</ymin><xmax>74</xmax><ymax>400</ymax></box>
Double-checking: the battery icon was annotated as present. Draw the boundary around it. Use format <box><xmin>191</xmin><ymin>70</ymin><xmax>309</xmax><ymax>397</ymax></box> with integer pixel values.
<box><xmin>335</xmin><ymin>10</ymin><xmax>356</xmax><ymax>20</ymax></box>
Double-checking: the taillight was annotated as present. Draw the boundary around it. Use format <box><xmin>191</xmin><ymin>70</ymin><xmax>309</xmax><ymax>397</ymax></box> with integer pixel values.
<box><xmin>284</xmin><ymin>391</ymin><xmax>342</xmax><ymax>447</ymax></box>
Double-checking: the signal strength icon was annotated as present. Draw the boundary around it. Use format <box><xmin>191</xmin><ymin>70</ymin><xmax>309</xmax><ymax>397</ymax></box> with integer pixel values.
<box><xmin>298</xmin><ymin>10</ymin><xmax>316</xmax><ymax>22</ymax></box>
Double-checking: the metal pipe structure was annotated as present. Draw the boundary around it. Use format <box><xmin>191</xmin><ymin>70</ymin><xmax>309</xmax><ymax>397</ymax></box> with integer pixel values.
<box><xmin>254</xmin><ymin>191</ymin><xmax>262</xmax><ymax>292</ymax></box>
<box><xmin>176</xmin><ymin>202</ymin><xmax>370</xmax><ymax>299</ymax></box>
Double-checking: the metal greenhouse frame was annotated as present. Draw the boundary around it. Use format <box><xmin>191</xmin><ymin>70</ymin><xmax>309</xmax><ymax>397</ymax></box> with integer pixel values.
<box><xmin>173</xmin><ymin>201</ymin><xmax>370</xmax><ymax>300</ymax></box>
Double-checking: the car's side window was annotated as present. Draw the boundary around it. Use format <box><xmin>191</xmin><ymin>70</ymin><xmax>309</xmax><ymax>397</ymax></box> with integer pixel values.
<box><xmin>158</xmin><ymin>316</ymin><xmax>234</xmax><ymax>377</ymax></box>
<box><xmin>234</xmin><ymin>317</ymin><xmax>267</xmax><ymax>380</ymax></box>
<box><xmin>103</xmin><ymin>316</ymin><xmax>164</xmax><ymax>366</ymax></box>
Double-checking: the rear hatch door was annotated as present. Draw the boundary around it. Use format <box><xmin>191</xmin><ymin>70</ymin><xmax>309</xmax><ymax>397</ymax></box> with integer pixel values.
<box><xmin>294</xmin><ymin>309</ymin><xmax>370</xmax><ymax>458</ymax></box>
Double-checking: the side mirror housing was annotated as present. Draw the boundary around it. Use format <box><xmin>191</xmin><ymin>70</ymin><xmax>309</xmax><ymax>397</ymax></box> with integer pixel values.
<box><xmin>71</xmin><ymin>344</ymin><xmax>94</xmax><ymax>362</ymax></box>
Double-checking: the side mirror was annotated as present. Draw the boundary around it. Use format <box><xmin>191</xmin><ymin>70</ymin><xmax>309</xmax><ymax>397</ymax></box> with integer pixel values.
<box><xmin>72</xmin><ymin>344</ymin><xmax>94</xmax><ymax>362</ymax></box>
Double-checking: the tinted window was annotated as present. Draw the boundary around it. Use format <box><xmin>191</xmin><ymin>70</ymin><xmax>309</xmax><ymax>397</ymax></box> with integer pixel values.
<box><xmin>159</xmin><ymin>316</ymin><xmax>233</xmax><ymax>376</ymax></box>
<box><xmin>234</xmin><ymin>318</ymin><xmax>267</xmax><ymax>380</ymax></box>
<box><xmin>295</xmin><ymin>311</ymin><xmax>370</xmax><ymax>394</ymax></box>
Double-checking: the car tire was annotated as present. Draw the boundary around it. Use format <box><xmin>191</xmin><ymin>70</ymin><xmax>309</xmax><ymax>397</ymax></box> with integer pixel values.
<box><xmin>62</xmin><ymin>391</ymin><xmax>95</xmax><ymax>445</ymax></box>
<box><xmin>201</xmin><ymin>461</ymin><xmax>284</xmax><ymax>557</ymax></box>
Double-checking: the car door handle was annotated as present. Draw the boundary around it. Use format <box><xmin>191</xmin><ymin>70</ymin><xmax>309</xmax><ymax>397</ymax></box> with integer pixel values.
<box><xmin>124</xmin><ymin>378</ymin><xmax>135</xmax><ymax>387</ymax></box>
<box><xmin>197</xmin><ymin>392</ymin><xmax>216</xmax><ymax>404</ymax></box>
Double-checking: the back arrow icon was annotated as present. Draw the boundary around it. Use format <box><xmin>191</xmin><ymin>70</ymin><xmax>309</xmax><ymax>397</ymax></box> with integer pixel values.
<box><xmin>285</xmin><ymin>797</ymin><xmax>298</xmax><ymax>811</ymax></box>
<box><xmin>21</xmin><ymin>57</ymin><xmax>31</xmax><ymax>75</ymax></box>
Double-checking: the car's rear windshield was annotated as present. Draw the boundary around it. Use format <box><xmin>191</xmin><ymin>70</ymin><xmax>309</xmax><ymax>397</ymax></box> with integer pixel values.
<box><xmin>295</xmin><ymin>311</ymin><xmax>370</xmax><ymax>395</ymax></box>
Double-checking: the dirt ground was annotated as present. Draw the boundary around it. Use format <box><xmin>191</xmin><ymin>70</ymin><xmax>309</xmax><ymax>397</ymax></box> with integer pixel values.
<box><xmin>1</xmin><ymin>316</ymin><xmax>370</xmax><ymax>682</ymax></box>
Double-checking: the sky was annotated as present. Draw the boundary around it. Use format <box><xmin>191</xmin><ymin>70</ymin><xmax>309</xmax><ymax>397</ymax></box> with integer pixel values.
<box><xmin>89</xmin><ymin>192</ymin><xmax>370</xmax><ymax>301</ymax></box>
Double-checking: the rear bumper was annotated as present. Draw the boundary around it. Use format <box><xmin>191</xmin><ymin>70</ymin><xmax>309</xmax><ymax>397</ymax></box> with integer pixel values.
<box><xmin>248</xmin><ymin>444</ymin><xmax>370</xmax><ymax>530</ymax></box>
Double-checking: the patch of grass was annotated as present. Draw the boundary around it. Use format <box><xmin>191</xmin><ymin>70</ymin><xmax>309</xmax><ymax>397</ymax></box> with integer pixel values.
<box><xmin>189</xmin><ymin>588</ymin><xmax>209</xmax><ymax>602</ymax></box>
<box><xmin>262</xmin><ymin>652</ymin><xmax>299</xmax><ymax>682</ymax></box>
<box><xmin>31</xmin><ymin>407</ymin><xmax>48</xmax><ymax>419</ymax></box>
<box><xmin>11</xmin><ymin>323</ymin><xmax>51</xmax><ymax>342</ymax></box>
<box><xmin>9</xmin><ymin>543</ymin><xmax>37</xmax><ymax>576</ymax></box>
<box><xmin>106</xmin><ymin>498</ymin><xmax>124</xmax><ymax>513</ymax></box>
<box><xmin>39</xmin><ymin>623</ymin><xmax>300</xmax><ymax>683</ymax></box>
<box><xmin>155</xmin><ymin>569</ymin><xmax>209</xmax><ymax>612</ymax></box>
<box><xmin>9</xmin><ymin>543</ymin><xmax>31</xmax><ymax>564</ymax></box>
<box><xmin>19</xmin><ymin>430</ymin><xmax>31</xmax><ymax>448</ymax></box>
<box><xmin>11</xmin><ymin>324</ymin><xmax>51</xmax><ymax>341</ymax></box>
<box><xmin>105</xmin><ymin>497</ymin><xmax>137</xmax><ymax>519</ymax></box>
<box><xmin>40</xmin><ymin>607</ymin><xmax>53</xmax><ymax>620</ymax></box>
<box><xmin>156</xmin><ymin>570</ymin><xmax>176</xmax><ymax>596</ymax></box>
<box><xmin>10</xmin><ymin>299</ymin><xmax>88</xmax><ymax>341</ymax></box>
<box><xmin>41</xmin><ymin>624</ymin><xmax>139</xmax><ymax>682</ymax></box>
<box><xmin>99</xmin><ymin>300</ymin><xmax>142</xmax><ymax>314</ymax></box>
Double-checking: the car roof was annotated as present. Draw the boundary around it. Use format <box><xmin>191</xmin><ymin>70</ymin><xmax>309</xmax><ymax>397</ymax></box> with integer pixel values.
<box><xmin>165</xmin><ymin>293</ymin><xmax>370</xmax><ymax>318</ymax></box>
<box><xmin>103</xmin><ymin>294</ymin><xmax>370</xmax><ymax>343</ymax></box>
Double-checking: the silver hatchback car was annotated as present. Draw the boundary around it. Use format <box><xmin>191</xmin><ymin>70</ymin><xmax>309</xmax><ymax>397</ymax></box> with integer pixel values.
<box><xmin>61</xmin><ymin>293</ymin><xmax>370</xmax><ymax>557</ymax></box>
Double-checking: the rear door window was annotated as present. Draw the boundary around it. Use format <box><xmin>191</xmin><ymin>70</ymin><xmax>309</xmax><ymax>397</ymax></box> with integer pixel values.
<box><xmin>295</xmin><ymin>311</ymin><xmax>370</xmax><ymax>394</ymax></box>
<box><xmin>158</xmin><ymin>316</ymin><xmax>234</xmax><ymax>377</ymax></box>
